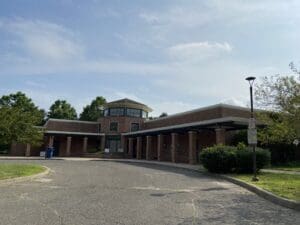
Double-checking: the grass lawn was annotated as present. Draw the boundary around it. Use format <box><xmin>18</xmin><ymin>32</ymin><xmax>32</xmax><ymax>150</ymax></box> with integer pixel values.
<box><xmin>0</xmin><ymin>164</ymin><xmax>45</xmax><ymax>180</ymax></box>
<box><xmin>231</xmin><ymin>172</ymin><xmax>300</xmax><ymax>201</ymax></box>
<box><xmin>270</xmin><ymin>161</ymin><xmax>300</xmax><ymax>172</ymax></box>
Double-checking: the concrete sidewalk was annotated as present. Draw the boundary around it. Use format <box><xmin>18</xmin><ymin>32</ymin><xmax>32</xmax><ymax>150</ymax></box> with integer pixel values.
<box><xmin>261</xmin><ymin>169</ymin><xmax>300</xmax><ymax>175</ymax></box>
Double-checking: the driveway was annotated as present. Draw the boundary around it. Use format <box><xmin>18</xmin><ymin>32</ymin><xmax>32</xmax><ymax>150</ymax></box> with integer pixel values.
<box><xmin>0</xmin><ymin>159</ymin><xmax>299</xmax><ymax>225</ymax></box>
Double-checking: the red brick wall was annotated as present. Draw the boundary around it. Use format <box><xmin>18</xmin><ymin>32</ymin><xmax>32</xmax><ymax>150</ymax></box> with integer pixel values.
<box><xmin>142</xmin><ymin>105</ymin><xmax>251</xmax><ymax>130</ymax></box>
<box><xmin>143</xmin><ymin>107</ymin><xmax>222</xmax><ymax>129</ymax></box>
<box><xmin>98</xmin><ymin>117</ymin><xmax>145</xmax><ymax>134</ymax></box>
<box><xmin>221</xmin><ymin>107</ymin><xmax>251</xmax><ymax>118</ymax></box>
<box><xmin>46</xmin><ymin>120</ymin><xmax>99</xmax><ymax>133</ymax></box>
<box><xmin>10</xmin><ymin>143</ymin><xmax>26</xmax><ymax>156</ymax></box>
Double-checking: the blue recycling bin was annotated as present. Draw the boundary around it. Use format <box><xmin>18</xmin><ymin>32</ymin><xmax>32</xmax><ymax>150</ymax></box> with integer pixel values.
<box><xmin>45</xmin><ymin>147</ymin><xmax>54</xmax><ymax>159</ymax></box>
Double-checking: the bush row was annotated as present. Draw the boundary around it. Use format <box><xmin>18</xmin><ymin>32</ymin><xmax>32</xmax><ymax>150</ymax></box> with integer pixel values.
<box><xmin>199</xmin><ymin>145</ymin><xmax>270</xmax><ymax>173</ymax></box>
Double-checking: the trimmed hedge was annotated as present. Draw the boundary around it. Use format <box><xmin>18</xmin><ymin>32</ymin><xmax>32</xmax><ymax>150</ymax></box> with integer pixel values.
<box><xmin>199</xmin><ymin>145</ymin><xmax>236</xmax><ymax>173</ymax></box>
<box><xmin>200</xmin><ymin>145</ymin><xmax>270</xmax><ymax>173</ymax></box>
<box><xmin>236</xmin><ymin>147</ymin><xmax>271</xmax><ymax>173</ymax></box>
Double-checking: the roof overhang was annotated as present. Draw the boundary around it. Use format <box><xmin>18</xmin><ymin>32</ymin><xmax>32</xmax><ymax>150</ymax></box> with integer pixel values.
<box><xmin>44</xmin><ymin>130</ymin><xmax>105</xmax><ymax>136</ymax></box>
<box><xmin>123</xmin><ymin>116</ymin><xmax>263</xmax><ymax>137</ymax></box>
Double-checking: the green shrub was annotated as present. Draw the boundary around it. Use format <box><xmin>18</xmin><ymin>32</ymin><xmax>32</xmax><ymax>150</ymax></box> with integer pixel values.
<box><xmin>200</xmin><ymin>145</ymin><xmax>271</xmax><ymax>174</ymax></box>
<box><xmin>236</xmin><ymin>147</ymin><xmax>271</xmax><ymax>173</ymax></box>
<box><xmin>199</xmin><ymin>145</ymin><xmax>236</xmax><ymax>173</ymax></box>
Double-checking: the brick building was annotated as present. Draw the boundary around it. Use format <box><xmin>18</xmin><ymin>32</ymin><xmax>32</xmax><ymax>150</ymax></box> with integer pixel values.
<box><xmin>11</xmin><ymin>98</ymin><xmax>252</xmax><ymax>164</ymax></box>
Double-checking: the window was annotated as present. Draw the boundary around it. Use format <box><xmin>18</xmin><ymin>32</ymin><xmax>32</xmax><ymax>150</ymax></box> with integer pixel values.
<box><xmin>98</xmin><ymin>124</ymin><xmax>101</xmax><ymax>133</ymax></box>
<box><xmin>109</xmin><ymin>108</ymin><xmax>124</xmax><ymax>116</ymax></box>
<box><xmin>142</xmin><ymin>111</ymin><xmax>148</xmax><ymax>118</ymax></box>
<box><xmin>131</xmin><ymin>123</ymin><xmax>140</xmax><ymax>132</ymax></box>
<box><xmin>126</xmin><ymin>108</ymin><xmax>141</xmax><ymax>117</ymax></box>
<box><xmin>104</xmin><ymin>109</ymin><xmax>109</xmax><ymax>116</ymax></box>
<box><xmin>110</xmin><ymin>122</ymin><xmax>118</xmax><ymax>132</ymax></box>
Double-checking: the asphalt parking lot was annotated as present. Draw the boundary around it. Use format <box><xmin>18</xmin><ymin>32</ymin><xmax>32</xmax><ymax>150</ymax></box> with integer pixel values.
<box><xmin>0</xmin><ymin>159</ymin><xmax>299</xmax><ymax>225</ymax></box>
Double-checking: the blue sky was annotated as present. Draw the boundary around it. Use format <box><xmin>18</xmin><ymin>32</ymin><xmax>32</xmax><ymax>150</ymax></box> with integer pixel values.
<box><xmin>0</xmin><ymin>0</ymin><xmax>299</xmax><ymax>116</ymax></box>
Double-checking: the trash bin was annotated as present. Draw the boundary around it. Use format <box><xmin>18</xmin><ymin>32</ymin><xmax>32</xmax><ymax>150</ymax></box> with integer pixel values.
<box><xmin>45</xmin><ymin>147</ymin><xmax>54</xmax><ymax>159</ymax></box>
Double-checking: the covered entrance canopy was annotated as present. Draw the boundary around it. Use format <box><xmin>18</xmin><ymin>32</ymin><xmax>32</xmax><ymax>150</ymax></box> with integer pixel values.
<box><xmin>122</xmin><ymin>116</ymin><xmax>262</xmax><ymax>165</ymax></box>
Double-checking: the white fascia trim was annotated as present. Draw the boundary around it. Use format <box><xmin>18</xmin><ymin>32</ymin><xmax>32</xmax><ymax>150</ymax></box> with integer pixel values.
<box><xmin>44</xmin><ymin>118</ymin><xmax>99</xmax><ymax>127</ymax></box>
<box><xmin>45</xmin><ymin>130</ymin><xmax>105</xmax><ymax>136</ymax></box>
<box><xmin>124</xmin><ymin>117</ymin><xmax>249</xmax><ymax>136</ymax></box>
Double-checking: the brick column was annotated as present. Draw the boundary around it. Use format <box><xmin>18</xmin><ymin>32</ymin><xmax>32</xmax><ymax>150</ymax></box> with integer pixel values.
<box><xmin>157</xmin><ymin>134</ymin><xmax>164</xmax><ymax>161</ymax></box>
<box><xmin>171</xmin><ymin>133</ymin><xmax>178</xmax><ymax>163</ymax></box>
<box><xmin>66</xmin><ymin>136</ymin><xmax>72</xmax><ymax>156</ymax></box>
<box><xmin>25</xmin><ymin>143</ymin><xmax>31</xmax><ymax>157</ymax></box>
<box><xmin>188</xmin><ymin>131</ymin><xmax>197</xmax><ymax>164</ymax></box>
<box><xmin>100</xmin><ymin>135</ymin><xmax>105</xmax><ymax>151</ymax></box>
<box><xmin>215</xmin><ymin>128</ymin><xmax>226</xmax><ymax>145</ymax></box>
<box><xmin>146</xmin><ymin>136</ymin><xmax>152</xmax><ymax>160</ymax></box>
<box><xmin>121</xmin><ymin>135</ymin><xmax>127</xmax><ymax>153</ymax></box>
<box><xmin>48</xmin><ymin>136</ymin><xmax>54</xmax><ymax>148</ymax></box>
<box><xmin>136</xmin><ymin>137</ymin><xmax>142</xmax><ymax>159</ymax></box>
<box><xmin>83</xmin><ymin>137</ymin><xmax>88</xmax><ymax>153</ymax></box>
<box><xmin>128</xmin><ymin>138</ymin><xmax>134</xmax><ymax>158</ymax></box>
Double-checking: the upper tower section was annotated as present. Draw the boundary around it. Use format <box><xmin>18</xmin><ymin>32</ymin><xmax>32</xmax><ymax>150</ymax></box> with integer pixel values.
<box><xmin>103</xmin><ymin>98</ymin><xmax>152</xmax><ymax>119</ymax></box>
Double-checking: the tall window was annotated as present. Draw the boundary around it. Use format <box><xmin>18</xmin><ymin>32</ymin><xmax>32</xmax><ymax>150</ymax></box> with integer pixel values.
<box><xmin>110</xmin><ymin>122</ymin><xmax>118</xmax><ymax>132</ymax></box>
<box><xmin>142</xmin><ymin>111</ymin><xmax>148</xmax><ymax>118</ymax></box>
<box><xmin>126</xmin><ymin>108</ymin><xmax>141</xmax><ymax>117</ymax></box>
<box><xmin>131</xmin><ymin>123</ymin><xmax>140</xmax><ymax>132</ymax></box>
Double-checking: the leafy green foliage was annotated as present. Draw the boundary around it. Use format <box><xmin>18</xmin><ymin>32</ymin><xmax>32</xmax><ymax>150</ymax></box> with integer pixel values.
<box><xmin>79</xmin><ymin>96</ymin><xmax>106</xmax><ymax>121</ymax></box>
<box><xmin>199</xmin><ymin>145</ymin><xmax>236</xmax><ymax>173</ymax></box>
<box><xmin>236</xmin><ymin>147</ymin><xmax>271</xmax><ymax>173</ymax></box>
<box><xmin>0</xmin><ymin>92</ymin><xmax>45</xmax><ymax>146</ymax></box>
<box><xmin>0</xmin><ymin>91</ymin><xmax>45</xmax><ymax>125</ymax></box>
<box><xmin>48</xmin><ymin>100</ymin><xmax>77</xmax><ymax>120</ymax></box>
<box><xmin>200</xmin><ymin>145</ymin><xmax>270</xmax><ymax>173</ymax></box>
<box><xmin>159</xmin><ymin>112</ymin><xmax>168</xmax><ymax>118</ymax></box>
<box><xmin>0</xmin><ymin>107</ymin><xmax>43</xmax><ymax>146</ymax></box>
<box><xmin>255</xmin><ymin>75</ymin><xmax>300</xmax><ymax>144</ymax></box>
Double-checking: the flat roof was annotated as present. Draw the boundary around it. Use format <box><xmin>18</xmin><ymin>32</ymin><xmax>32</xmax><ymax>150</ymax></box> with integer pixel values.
<box><xmin>45</xmin><ymin>130</ymin><xmax>105</xmax><ymax>136</ymax></box>
<box><xmin>44</xmin><ymin>118</ymin><xmax>99</xmax><ymax>127</ymax></box>
<box><xmin>124</xmin><ymin>116</ymin><xmax>251</xmax><ymax>136</ymax></box>
<box><xmin>145</xmin><ymin>103</ymin><xmax>252</xmax><ymax>123</ymax></box>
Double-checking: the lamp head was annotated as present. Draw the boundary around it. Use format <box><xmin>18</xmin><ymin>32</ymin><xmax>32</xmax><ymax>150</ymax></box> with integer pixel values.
<box><xmin>245</xmin><ymin>76</ymin><xmax>256</xmax><ymax>86</ymax></box>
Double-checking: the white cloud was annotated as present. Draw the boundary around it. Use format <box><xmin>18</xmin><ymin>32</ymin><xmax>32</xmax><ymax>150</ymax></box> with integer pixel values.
<box><xmin>221</xmin><ymin>97</ymin><xmax>248</xmax><ymax>107</ymax></box>
<box><xmin>168</xmin><ymin>41</ymin><xmax>232</xmax><ymax>62</ymax></box>
<box><xmin>2</xmin><ymin>18</ymin><xmax>83</xmax><ymax>62</ymax></box>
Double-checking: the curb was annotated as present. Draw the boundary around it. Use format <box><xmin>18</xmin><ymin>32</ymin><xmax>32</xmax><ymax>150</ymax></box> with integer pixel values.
<box><xmin>0</xmin><ymin>166</ymin><xmax>50</xmax><ymax>186</ymax></box>
<box><xmin>97</xmin><ymin>159</ymin><xmax>300</xmax><ymax>211</ymax></box>
<box><xmin>216</xmin><ymin>174</ymin><xmax>300</xmax><ymax>211</ymax></box>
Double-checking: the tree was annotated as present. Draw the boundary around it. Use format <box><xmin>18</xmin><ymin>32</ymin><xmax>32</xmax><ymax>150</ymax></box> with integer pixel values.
<box><xmin>48</xmin><ymin>100</ymin><xmax>77</xmax><ymax>120</ymax></box>
<box><xmin>159</xmin><ymin>112</ymin><xmax>168</xmax><ymax>118</ymax></box>
<box><xmin>0</xmin><ymin>92</ymin><xmax>45</xmax><ymax>146</ymax></box>
<box><xmin>79</xmin><ymin>96</ymin><xmax>106</xmax><ymax>121</ymax></box>
<box><xmin>0</xmin><ymin>91</ymin><xmax>45</xmax><ymax>125</ymax></box>
<box><xmin>255</xmin><ymin>74</ymin><xmax>300</xmax><ymax>145</ymax></box>
<box><xmin>289</xmin><ymin>61</ymin><xmax>300</xmax><ymax>79</ymax></box>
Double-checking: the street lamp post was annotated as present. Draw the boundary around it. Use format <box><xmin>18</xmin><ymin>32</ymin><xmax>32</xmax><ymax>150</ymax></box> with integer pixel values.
<box><xmin>246</xmin><ymin>76</ymin><xmax>259</xmax><ymax>182</ymax></box>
